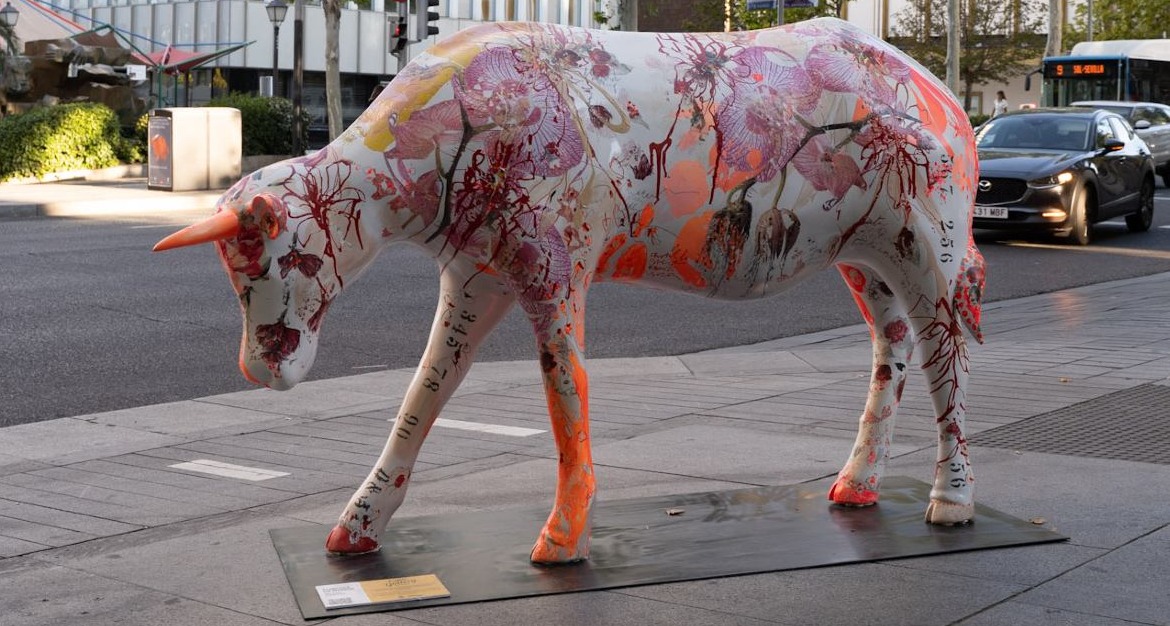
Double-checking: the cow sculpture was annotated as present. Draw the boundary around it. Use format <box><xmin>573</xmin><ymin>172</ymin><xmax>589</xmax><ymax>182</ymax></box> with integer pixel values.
<box><xmin>155</xmin><ymin>18</ymin><xmax>985</xmax><ymax>565</ymax></box>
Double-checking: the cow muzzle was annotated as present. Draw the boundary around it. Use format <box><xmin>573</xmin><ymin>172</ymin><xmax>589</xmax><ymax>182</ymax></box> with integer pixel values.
<box><xmin>152</xmin><ymin>210</ymin><xmax>241</xmax><ymax>251</ymax></box>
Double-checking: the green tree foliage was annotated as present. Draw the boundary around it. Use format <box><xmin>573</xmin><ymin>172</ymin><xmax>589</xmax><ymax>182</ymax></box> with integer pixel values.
<box><xmin>642</xmin><ymin>0</ymin><xmax>848</xmax><ymax>33</ymax></box>
<box><xmin>890</xmin><ymin>0</ymin><xmax>1046</xmax><ymax>110</ymax></box>
<box><xmin>1064</xmin><ymin>0</ymin><xmax>1170</xmax><ymax>49</ymax></box>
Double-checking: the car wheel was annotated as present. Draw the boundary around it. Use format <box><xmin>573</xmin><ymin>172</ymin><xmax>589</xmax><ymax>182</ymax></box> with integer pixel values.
<box><xmin>1126</xmin><ymin>178</ymin><xmax>1155</xmax><ymax>233</ymax></box>
<box><xmin>1066</xmin><ymin>186</ymin><xmax>1093</xmax><ymax>246</ymax></box>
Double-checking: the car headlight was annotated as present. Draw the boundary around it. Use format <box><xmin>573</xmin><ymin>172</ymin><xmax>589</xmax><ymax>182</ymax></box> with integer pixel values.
<box><xmin>1028</xmin><ymin>171</ymin><xmax>1075</xmax><ymax>188</ymax></box>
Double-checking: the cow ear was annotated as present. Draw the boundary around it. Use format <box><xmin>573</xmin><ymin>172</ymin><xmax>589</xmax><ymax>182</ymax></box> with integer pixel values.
<box><xmin>250</xmin><ymin>194</ymin><xmax>287</xmax><ymax>240</ymax></box>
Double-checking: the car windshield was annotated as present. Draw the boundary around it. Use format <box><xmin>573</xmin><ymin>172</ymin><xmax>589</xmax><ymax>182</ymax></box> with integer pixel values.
<box><xmin>976</xmin><ymin>116</ymin><xmax>1090</xmax><ymax>151</ymax></box>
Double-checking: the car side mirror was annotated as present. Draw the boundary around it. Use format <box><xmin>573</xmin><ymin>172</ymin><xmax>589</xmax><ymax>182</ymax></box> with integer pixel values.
<box><xmin>1103</xmin><ymin>138</ymin><xmax>1126</xmax><ymax>152</ymax></box>
<box><xmin>1134</xmin><ymin>120</ymin><xmax>1152</xmax><ymax>130</ymax></box>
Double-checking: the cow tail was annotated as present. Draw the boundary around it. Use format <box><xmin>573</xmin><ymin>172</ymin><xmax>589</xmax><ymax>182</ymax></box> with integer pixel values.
<box><xmin>954</xmin><ymin>238</ymin><xmax>986</xmax><ymax>344</ymax></box>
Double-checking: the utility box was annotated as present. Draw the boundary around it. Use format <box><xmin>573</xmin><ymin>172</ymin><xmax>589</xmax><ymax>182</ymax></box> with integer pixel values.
<box><xmin>147</xmin><ymin>107</ymin><xmax>242</xmax><ymax>192</ymax></box>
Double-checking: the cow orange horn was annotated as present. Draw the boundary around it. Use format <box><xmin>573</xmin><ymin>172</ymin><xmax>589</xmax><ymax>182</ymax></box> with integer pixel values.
<box><xmin>152</xmin><ymin>210</ymin><xmax>241</xmax><ymax>252</ymax></box>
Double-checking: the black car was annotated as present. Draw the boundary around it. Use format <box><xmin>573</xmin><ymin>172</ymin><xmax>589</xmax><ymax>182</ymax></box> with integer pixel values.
<box><xmin>1071</xmin><ymin>101</ymin><xmax>1170</xmax><ymax>188</ymax></box>
<box><xmin>974</xmin><ymin>108</ymin><xmax>1155</xmax><ymax>245</ymax></box>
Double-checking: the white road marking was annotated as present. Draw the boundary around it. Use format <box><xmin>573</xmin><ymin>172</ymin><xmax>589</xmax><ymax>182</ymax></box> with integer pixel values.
<box><xmin>435</xmin><ymin>418</ymin><xmax>544</xmax><ymax>437</ymax></box>
<box><xmin>169</xmin><ymin>459</ymin><xmax>290</xmax><ymax>481</ymax></box>
<box><xmin>1003</xmin><ymin>241</ymin><xmax>1170</xmax><ymax>260</ymax></box>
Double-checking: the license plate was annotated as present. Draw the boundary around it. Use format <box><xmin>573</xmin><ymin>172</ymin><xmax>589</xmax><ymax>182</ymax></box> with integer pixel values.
<box><xmin>974</xmin><ymin>205</ymin><xmax>1008</xmax><ymax>219</ymax></box>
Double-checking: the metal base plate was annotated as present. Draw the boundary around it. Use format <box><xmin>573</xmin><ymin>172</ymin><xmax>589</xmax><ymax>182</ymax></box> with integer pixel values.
<box><xmin>271</xmin><ymin>477</ymin><xmax>1066</xmax><ymax>619</ymax></box>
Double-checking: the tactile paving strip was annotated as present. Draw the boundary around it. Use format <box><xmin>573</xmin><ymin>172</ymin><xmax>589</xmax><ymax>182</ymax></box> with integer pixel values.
<box><xmin>972</xmin><ymin>383</ymin><xmax>1170</xmax><ymax>465</ymax></box>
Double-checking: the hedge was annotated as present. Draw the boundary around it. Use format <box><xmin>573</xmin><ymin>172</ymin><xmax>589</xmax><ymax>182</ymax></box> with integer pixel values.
<box><xmin>0</xmin><ymin>103</ymin><xmax>132</xmax><ymax>182</ymax></box>
<box><xmin>204</xmin><ymin>94</ymin><xmax>307</xmax><ymax>156</ymax></box>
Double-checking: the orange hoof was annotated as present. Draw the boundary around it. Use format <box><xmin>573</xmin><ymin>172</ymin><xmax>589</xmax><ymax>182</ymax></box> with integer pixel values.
<box><xmin>530</xmin><ymin>534</ymin><xmax>589</xmax><ymax>565</ymax></box>
<box><xmin>828</xmin><ymin>478</ymin><xmax>879</xmax><ymax>507</ymax></box>
<box><xmin>325</xmin><ymin>526</ymin><xmax>380</xmax><ymax>555</ymax></box>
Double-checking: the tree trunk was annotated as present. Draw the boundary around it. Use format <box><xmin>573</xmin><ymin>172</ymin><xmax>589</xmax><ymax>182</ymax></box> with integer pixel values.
<box><xmin>324</xmin><ymin>0</ymin><xmax>343</xmax><ymax>141</ymax></box>
<box><xmin>1045</xmin><ymin>0</ymin><xmax>1062</xmax><ymax>57</ymax></box>
<box><xmin>945</xmin><ymin>0</ymin><xmax>961</xmax><ymax>96</ymax></box>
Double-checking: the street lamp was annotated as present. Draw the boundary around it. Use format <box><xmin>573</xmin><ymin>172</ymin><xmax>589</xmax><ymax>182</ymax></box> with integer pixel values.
<box><xmin>0</xmin><ymin>2</ymin><xmax>18</xmax><ymax>29</ymax></box>
<box><xmin>265</xmin><ymin>0</ymin><xmax>288</xmax><ymax>97</ymax></box>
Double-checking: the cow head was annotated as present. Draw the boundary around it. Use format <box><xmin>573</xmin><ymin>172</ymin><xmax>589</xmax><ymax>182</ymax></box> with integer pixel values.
<box><xmin>154</xmin><ymin>166</ymin><xmax>360</xmax><ymax>391</ymax></box>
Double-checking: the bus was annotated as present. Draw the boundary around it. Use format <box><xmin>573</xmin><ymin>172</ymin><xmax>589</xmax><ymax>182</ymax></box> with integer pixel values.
<box><xmin>1039</xmin><ymin>39</ymin><xmax>1170</xmax><ymax>107</ymax></box>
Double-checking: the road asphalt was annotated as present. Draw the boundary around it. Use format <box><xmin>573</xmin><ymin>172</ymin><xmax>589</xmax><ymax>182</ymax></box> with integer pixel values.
<box><xmin>1</xmin><ymin>179</ymin><xmax>1168</xmax><ymax>625</ymax></box>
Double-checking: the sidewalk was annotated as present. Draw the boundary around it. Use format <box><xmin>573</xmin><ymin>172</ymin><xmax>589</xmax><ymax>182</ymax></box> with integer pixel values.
<box><xmin>2</xmin><ymin>265</ymin><xmax>1169</xmax><ymax>625</ymax></box>
<box><xmin>0</xmin><ymin>178</ymin><xmax>224</xmax><ymax>220</ymax></box>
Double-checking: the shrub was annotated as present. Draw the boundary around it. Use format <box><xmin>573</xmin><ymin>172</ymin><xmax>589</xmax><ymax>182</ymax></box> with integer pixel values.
<box><xmin>0</xmin><ymin>103</ymin><xmax>124</xmax><ymax>181</ymax></box>
<box><xmin>204</xmin><ymin>93</ymin><xmax>307</xmax><ymax>156</ymax></box>
<box><xmin>969</xmin><ymin>113</ymin><xmax>991</xmax><ymax>129</ymax></box>
<box><xmin>114</xmin><ymin>112</ymin><xmax>149</xmax><ymax>164</ymax></box>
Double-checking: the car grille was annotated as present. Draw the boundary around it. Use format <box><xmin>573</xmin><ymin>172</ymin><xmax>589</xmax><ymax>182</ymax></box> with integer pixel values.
<box><xmin>976</xmin><ymin>178</ymin><xmax>1027</xmax><ymax>205</ymax></box>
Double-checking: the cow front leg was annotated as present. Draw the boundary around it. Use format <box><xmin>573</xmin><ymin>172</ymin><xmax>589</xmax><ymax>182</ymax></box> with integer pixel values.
<box><xmin>325</xmin><ymin>268</ymin><xmax>515</xmax><ymax>555</ymax></box>
<box><xmin>830</xmin><ymin>264</ymin><xmax>914</xmax><ymax>507</ymax></box>
<box><xmin>524</xmin><ymin>291</ymin><xmax>594</xmax><ymax>565</ymax></box>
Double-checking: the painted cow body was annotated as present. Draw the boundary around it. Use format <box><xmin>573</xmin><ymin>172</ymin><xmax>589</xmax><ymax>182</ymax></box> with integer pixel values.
<box><xmin>156</xmin><ymin>18</ymin><xmax>985</xmax><ymax>564</ymax></box>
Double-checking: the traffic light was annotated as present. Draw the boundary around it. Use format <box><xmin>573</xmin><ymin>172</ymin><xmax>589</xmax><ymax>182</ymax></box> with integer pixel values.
<box><xmin>390</xmin><ymin>14</ymin><xmax>408</xmax><ymax>53</ymax></box>
<box><xmin>415</xmin><ymin>0</ymin><xmax>439</xmax><ymax>40</ymax></box>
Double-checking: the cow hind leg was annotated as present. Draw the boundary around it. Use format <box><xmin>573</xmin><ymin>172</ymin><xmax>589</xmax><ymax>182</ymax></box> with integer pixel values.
<box><xmin>523</xmin><ymin>288</ymin><xmax>595</xmax><ymax>565</ymax></box>
<box><xmin>868</xmin><ymin>253</ymin><xmax>976</xmax><ymax>524</ymax></box>
<box><xmin>829</xmin><ymin>263</ymin><xmax>915</xmax><ymax>506</ymax></box>
<box><xmin>325</xmin><ymin>268</ymin><xmax>516</xmax><ymax>555</ymax></box>
<box><xmin>912</xmin><ymin>291</ymin><xmax>976</xmax><ymax>525</ymax></box>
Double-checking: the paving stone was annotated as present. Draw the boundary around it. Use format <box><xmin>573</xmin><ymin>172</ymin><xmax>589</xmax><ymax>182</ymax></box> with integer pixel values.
<box><xmin>955</xmin><ymin>602</ymin><xmax>1144</xmax><ymax>626</ymax></box>
<box><xmin>0</xmin><ymin>513</ymin><xmax>98</xmax><ymax>548</ymax></box>
<box><xmin>3</xmin><ymin>547</ymin><xmax>299</xmax><ymax>626</ymax></box>
<box><xmin>0</xmin><ymin>533</ymin><xmax>47</xmax><ymax>557</ymax></box>
<box><xmin>888</xmin><ymin>447</ymin><xmax>1170</xmax><ymax>550</ymax></box>
<box><xmin>84</xmin><ymin>400</ymin><xmax>300</xmax><ymax>436</ymax></box>
<box><xmin>622</xmin><ymin>562</ymin><xmax>1024</xmax><ymax>626</ymax></box>
<box><xmin>130</xmin><ymin>447</ymin><xmax>356</xmax><ymax>495</ymax></box>
<box><xmin>590</xmin><ymin>423</ymin><xmax>901</xmax><ymax>485</ymax></box>
<box><xmin>1012</xmin><ymin>535</ymin><xmax>1170</xmax><ymax>625</ymax></box>
<box><xmin>0</xmin><ymin>473</ymin><xmax>225</xmax><ymax>524</ymax></box>
<box><xmin>64</xmin><ymin>458</ymin><xmax>294</xmax><ymax>505</ymax></box>
<box><xmin>394</xmin><ymin>588</ymin><xmax>785</xmax><ymax>626</ymax></box>
<box><xmin>0</xmin><ymin>480</ymin><xmax>198</xmax><ymax>528</ymax></box>
<box><xmin>0</xmin><ymin>497</ymin><xmax>142</xmax><ymax>537</ymax></box>
<box><xmin>0</xmin><ymin>419</ymin><xmax>182</xmax><ymax>465</ymax></box>
<box><xmin>47</xmin><ymin>515</ymin><xmax>317</xmax><ymax>624</ymax></box>
<box><xmin>885</xmin><ymin>541</ymin><xmax>1108</xmax><ymax>587</ymax></box>
<box><xmin>20</xmin><ymin>466</ymin><xmax>258</xmax><ymax>510</ymax></box>
<box><xmin>200</xmin><ymin>386</ymin><xmax>395</xmax><ymax>420</ymax></box>
<box><xmin>0</xmin><ymin>458</ymin><xmax>51</xmax><ymax>477</ymax></box>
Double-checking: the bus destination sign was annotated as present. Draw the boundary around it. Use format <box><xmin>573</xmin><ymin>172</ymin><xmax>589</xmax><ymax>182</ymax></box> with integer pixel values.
<box><xmin>1044</xmin><ymin>61</ymin><xmax>1117</xmax><ymax>79</ymax></box>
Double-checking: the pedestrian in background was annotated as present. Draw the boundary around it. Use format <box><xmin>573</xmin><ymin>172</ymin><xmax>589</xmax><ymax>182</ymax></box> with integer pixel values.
<box><xmin>992</xmin><ymin>90</ymin><xmax>1009</xmax><ymax>117</ymax></box>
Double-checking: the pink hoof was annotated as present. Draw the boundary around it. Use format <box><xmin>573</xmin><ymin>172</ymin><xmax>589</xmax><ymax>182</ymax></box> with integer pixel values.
<box><xmin>325</xmin><ymin>526</ymin><xmax>380</xmax><ymax>555</ymax></box>
<box><xmin>828</xmin><ymin>479</ymin><xmax>879</xmax><ymax>507</ymax></box>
